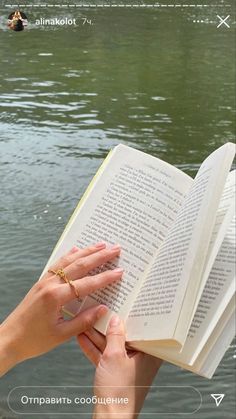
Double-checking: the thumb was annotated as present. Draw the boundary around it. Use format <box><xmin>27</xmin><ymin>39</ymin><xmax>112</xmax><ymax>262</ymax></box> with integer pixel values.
<box><xmin>105</xmin><ymin>315</ymin><xmax>126</xmax><ymax>354</ymax></box>
<box><xmin>59</xmin><ymin>305</ymin><xmax>108</xmax><ymax>338</ymax></box>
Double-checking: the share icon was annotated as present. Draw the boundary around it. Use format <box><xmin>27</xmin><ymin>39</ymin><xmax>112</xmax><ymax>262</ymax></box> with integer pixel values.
<box><xmin>211</xmin><ymin>394</ymin><xmax>225</xmax><ymax>407</ymax></box>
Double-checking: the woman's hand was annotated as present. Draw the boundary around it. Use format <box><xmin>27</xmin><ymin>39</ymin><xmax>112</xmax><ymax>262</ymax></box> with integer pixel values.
<box><xmin>78</xmin><ymin>315</ymin><xmax>162</xmax><ymax>419</ymax></box>
<box><xmin>0</xmin><ymin>242</ymin><xmax>123</xmax><ymax>377</ymax></box>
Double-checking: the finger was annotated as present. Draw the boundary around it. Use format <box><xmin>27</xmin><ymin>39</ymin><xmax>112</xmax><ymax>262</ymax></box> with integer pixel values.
<box><xmin>104</xmin><ymin>315</ymin><xmax>126</xmax><ymax>356</ymax></box>
<box><xmin>77</xmin><ymin>334</ymin><xmax>101</xmax><ymax>366</ymax></box>
<box><xmin>59</xmin><ymin>304</ymin><xmax>108</xmax><ymax>338</ymax></box>
<box><xmin>41</xmin><ymin>246</ymin><xmax>79</xmax><ymax>281</ymax></box>
<box><xmin>42</xmin><ymin>242</ymin><xmax>107</xmax><ymax>281</ymax></box>
<box><xmin>72</xmin><ymin>242</ymin><xmax>106</xmax><ymax>258</ymax></box>
<box><xmin>61</xmin><ymin>245</ymin><xmax>121</xmax><ymax>282</ymax></box>
<box><xmin>58</xmin><ymin>268</ymin><xmax>123</xmax><ymax>304</ymax></box>
<box><xmin>84</xmin><ymin>328</ymin><xmax>106</xmax><ymax>353</ymax></box>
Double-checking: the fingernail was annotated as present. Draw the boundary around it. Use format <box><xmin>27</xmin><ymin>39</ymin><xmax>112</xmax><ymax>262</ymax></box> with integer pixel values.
<box><xmin>97</xmin><ymin>305</ymin><xmax>108</xmax><ymax>318</ymax></box>
<box><xmin>110</xmin><ymin>244</ymin><xmax>121</xmax><ymax>251</ymax></box>
<box><xmin>113</xmin><ymin>268</ymin><xmax>124</xmax><ymax>274</ymax></box>
<box><xmin>95</xmin><ymin>241</ymin><xmax>106</xmax><ymax>248</ymax></box>
<box><xmin>71</xmin><ymin>246</ymin><xmax>79</xmax><ymax>253</ymax></box>
<box><xmin>110</xmin><ymin>315</ymin><xmax>120</xmax><ymax>327</ymax></box>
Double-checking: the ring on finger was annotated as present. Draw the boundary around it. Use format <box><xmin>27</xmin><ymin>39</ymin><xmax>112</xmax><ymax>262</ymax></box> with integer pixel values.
<box><xmin>48</xmin><ymin>268</ymin><xmax>80</xmax><ymax>300</ymax></box>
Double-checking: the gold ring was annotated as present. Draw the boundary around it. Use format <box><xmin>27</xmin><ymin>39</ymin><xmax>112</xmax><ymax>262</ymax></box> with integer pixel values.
<box><xmin>69</xmin><ymin>281</ymin><xmax>80</xmax><ymax>299</ymax></box>
<box><xmin>48</xmin><ymin>268</ymin><xmax>68</xmax><ymax>283</ymax></box>
<box><xmin>48</xmin><ymin>268</ymin><xmax>80</xmax><ymax>300</ymax></box>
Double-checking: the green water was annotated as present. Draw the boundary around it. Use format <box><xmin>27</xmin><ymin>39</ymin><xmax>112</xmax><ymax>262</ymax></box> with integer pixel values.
<box><xmin>0</xmin><ymin>2</ymin><xmax>235</xmax><ymax>418</ymax></box>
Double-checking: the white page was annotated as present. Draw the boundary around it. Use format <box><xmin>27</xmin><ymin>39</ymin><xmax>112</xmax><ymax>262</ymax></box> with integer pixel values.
<box><xmin>188</xmin><ymin>170</ymin><xmax>235</xmax><ymax>325</ymax></box>
<box><xmin>131</xmin><ymin>215</ymin><xmax>235</xmax><ymax>365</ymax></box>
<box><xmin>186</xmin><ymin>215</ymin><xmax>236</xmax><ymax>363</ymax></box>
<box><xmin>168</xmin><ymin>299</ymin><xmax>235</xmax><ymax>378</ymax></box>
<box><xmin>189</xmin><ymin>295</ymin><xmax>235</xmax><ymax>371</ymax></box>
<box><xmin>133</xmin><ymin>173</ymin><xmax>235</xmax><ymax>362</ymax></box>
<box><xmin>196</xmin><ymin>310</ymin><xmax>235</xmax><ymax>379</ymax></box>
<box><xmin>130</xmin><ymin>295</ymin><xmax>235</xmax><ymax>379</ymax></box>
<box><xmin>126</xmin><ymin>143</ymin><xmax>235</xmax><ymax>343</ymax></box>
<box><xmin>41</xmin><ymin>144</ymin><xmax>192</xmax><ymax>334</ymax></box>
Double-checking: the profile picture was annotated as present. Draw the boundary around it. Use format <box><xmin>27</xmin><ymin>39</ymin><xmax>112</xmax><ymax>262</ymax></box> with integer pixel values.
<box><xmin>7</xmin><ymin>10</ymin><xmax>28</xmax><ymax>31</ymax></box>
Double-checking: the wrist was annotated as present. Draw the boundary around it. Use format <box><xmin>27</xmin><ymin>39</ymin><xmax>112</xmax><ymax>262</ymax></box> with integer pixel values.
<box><xmin>0</xmin><ymin>321</ymin><xmax>20</xmax><ymax>377</ymax></box>
<box><xmin>93</xmin><ymin>404</ymin><xmax>137</xmax><ymax>419</ymax></box>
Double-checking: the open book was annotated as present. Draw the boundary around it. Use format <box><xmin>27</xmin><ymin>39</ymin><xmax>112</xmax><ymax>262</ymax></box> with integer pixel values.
<box><xmin>42</xmin><ymin>142</ymin><xmax>236</xmax><ymax>378</ymax></box>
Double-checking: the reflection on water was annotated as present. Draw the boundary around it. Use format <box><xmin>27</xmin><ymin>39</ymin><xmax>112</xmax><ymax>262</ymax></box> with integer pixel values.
<box><xmin>0</xmin><ymin>2</ymin><xmax>235</xmax><ymax>419</ymax></box>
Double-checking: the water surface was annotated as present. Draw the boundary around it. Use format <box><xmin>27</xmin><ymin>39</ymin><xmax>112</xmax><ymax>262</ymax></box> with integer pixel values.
<box><xmin>0</xmin><ymin>2</ymin><xmax>235</xmax><ymax>418</ymax></box>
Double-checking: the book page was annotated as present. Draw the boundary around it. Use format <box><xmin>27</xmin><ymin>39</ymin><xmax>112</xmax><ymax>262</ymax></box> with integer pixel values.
<box><xmin>151</xmin><ymin>171</ymin><xmax>235</xmax><ymax>360</ymax></box>
<box><xmin>195</xmin><ymin>310</ymin><xmax>235</xmax><ymax>379</ymax></box>
<box><xmin>178</xmin><ymin>297</ymin><xmax>235</xmax><ymax>378</ymax></box>
<box><xmin>129</xmin><ymin>295</ymin><xmax>235</xmax><ymax>378</ymax></box>
<box><xmin>189</xmin><ymin>170</ymin><xmax>235</xmax><ymax>319</ymax></box>
<box><xmin>126</xmin><ymin>142</ymin><xmax>235</xmax><ymax>343</ymax></box>
<box><xmin>186</xmin><ymin>215</ymin><xmax>236</xmax><ymax>363</ymax></box>
<box><xmin>201</xmin><ymin>170</ymin><xmax>235</xmax><ymax>267</ymax></box>
<box><xmin>132</xmin><ymin>215</ymin><xmax>235</xmax><ymax>365</ymax></box>
<box><xmin>42</xmin><ymin>144</ymin><xmax>192</xmax><ymax>333</ymax></box>
<box><xmin>179</xmin><ymin>297</ymin><xmax>235</xmax><ymax>377</ymax></box>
